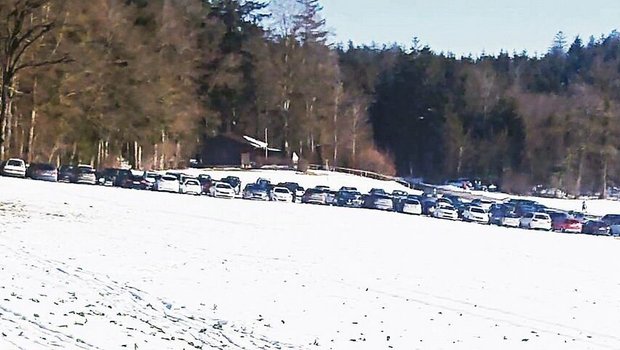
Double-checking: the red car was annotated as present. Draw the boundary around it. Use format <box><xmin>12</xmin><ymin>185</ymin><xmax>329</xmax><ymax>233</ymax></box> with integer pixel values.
<box><xmin>553</xmin><ymin>218</ymin><xmax>583</xmax><ymax>233</ymax></box>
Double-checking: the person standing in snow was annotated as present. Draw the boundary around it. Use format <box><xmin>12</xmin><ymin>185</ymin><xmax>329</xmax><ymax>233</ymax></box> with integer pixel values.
<box><xmin>582</xmin><ymin>200</ymin><xmax>587</xmax><ymax>213</ymax></box>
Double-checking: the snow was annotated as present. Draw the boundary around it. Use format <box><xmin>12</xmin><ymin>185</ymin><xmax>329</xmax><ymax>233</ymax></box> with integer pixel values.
<box><xmin>2</xmin><ymin>174</ymin><xmax>620</xmax><ymax>349</ymax></box>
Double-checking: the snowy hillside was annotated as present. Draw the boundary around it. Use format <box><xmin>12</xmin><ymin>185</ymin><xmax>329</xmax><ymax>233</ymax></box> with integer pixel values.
<box><xmin>2</xmin><ymin>175</ymin><xmax>620</xmax><ymax>349</ymax></box>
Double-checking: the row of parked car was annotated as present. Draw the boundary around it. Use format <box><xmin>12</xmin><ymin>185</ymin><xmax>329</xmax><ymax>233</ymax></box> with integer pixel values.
<box><xmin>1</xmin><ymin>157</ymin><xmax>618</xmax><ymax>236</ymax></box>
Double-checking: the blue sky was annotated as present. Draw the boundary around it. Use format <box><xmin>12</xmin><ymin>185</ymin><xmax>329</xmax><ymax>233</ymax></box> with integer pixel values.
<box><xmin>319</xmin><ymin>0</ymin><xmax>620</xmax><ymax>56</ymax></box>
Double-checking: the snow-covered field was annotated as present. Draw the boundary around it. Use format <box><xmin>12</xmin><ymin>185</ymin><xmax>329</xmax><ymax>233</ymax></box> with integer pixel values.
<box><xmin>2</xmin><ymin>174</ymin><xmax>620</xmax><ymax>349</ymax></box>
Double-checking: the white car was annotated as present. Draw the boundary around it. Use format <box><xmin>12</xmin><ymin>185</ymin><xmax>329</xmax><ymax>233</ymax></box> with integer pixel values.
<box><xmin>401</xmin><ymin>198</ymin><xmax>422</xmax><ymax>215</ymax></box>
<box><xmin>500</xmin><ymin>214</ymin><xmax>521</xmax><ymax>228</ymax></box>
<box><xmin>209</xmin><ymin>182</ymin><xmax>235</xmax><ymax>199</ymax></box>
<box><xmin>155</xmin><ymin>175</ymin><xmax>180</xmax><ymax>193</ymax></box>
<box><xmin>433</xmin><ymin>203</ymin><xmax>459</xmax><ymax>220</ymax></box>
<box><xmin>1</xmin><ymin>158</ymin><xmax>26</xmax><ymax>178</ymax></box>
<box><xmin>181</xmin><ymin>179</ymin><xmax>202</xmax><ymax>195</ymax></box>
<box><xmin>462</xmin><ymin>206</ymin><xmax>490</xmax><ymax>224</ymax></box>
<box><xmin>270</xmin><ymin>187</ymin><xmax>293</xmax><ymax>202</ymax></box>
<box><xmin>520</xmin><ymin>212</ymin><xmax>552</xmax><ymax>231</ymax></box>
<box><xmin>75</xmin><ymin>165</ymin><xmax>97</xmax><ymax>185</ymax></box>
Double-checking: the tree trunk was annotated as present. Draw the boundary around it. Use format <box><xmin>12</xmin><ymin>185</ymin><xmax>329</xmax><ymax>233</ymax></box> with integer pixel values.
<box><xmin>574</xmin><ymin>147</ymin><xmax>585</xmax><ymax>196</ymax></box>
<box><xmin>175</xmin><ymin>141</ymin><xmax>181</xmax><ymax>168</ymax></box>
<box><xmin>28</xmin><ymin>108</ymin><xmax>37</xmax><ymax>163</ymax></box>
<box><xmin>4</xmin><ymin>97</ymin><xmax>14</xmax><ymax>156</ymax></box>
<box><xmin>133</xmin><ymin>141</ymin><xmax>138</xmax><ymax>168</ymax></box>
<box><xmin>601</xmin><ymin>153</ymin><xmax>608</xmax><ymax>199</ymax></box>
<box><xmin>333</xmin><ymin>85</ymin><xmax>341</xmax><ymax>165</ymax></box>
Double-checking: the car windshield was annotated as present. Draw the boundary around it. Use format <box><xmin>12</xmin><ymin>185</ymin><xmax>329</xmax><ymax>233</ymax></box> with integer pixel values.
<box><xmin>405</xmin><ymin>199</ymin><xmax>420</xmax><ymax>205</ymax></box>
<box><xmin>162</xmin><ymin>176</ymin><xmax>177</xmax><ymax>181</ymax></box>
<box><xmin>274</xmin><ymin>188</ymin><xmax>288</xmax><ymax>193</ymax></box>
<box><xmin>471</xmin><ymin>207</ymin><xmax>485</xmax><ymax>214</ymax></box>
<box><xmin>185</xmin><ymin>180</ymin><xmax>199</xmax><ymax>185</ymax></box>
<box><xmin>534</xmin><ymin>214</ymin><xmax>549</xmax><ymax>220</ymax></box>
<box><xmin>7</xmin><ymin>160</ymin><xmax>23</xmax><ymax>166</ymax></box>
<box><xmin>217</xmin><ymin>183</ymin><xmax>231</xmax><ymax>189</ymax></box>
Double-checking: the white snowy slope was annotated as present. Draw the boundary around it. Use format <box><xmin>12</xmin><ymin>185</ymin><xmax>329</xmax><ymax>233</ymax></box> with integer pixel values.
<box><xmin>1</xmin><ymin>176</ymin><xmax>620</xmax><ymax>350</ymax></box>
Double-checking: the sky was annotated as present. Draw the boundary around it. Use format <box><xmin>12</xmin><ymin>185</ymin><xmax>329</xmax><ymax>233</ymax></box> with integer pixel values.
<box><xmin>319</xmin><ymin>0</ymin><xmax>620</xmax><ymax>57</ymax></box>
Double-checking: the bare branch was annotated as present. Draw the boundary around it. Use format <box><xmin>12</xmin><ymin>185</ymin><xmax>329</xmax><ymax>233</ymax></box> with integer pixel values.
<box><xmin>14</xmin><ymin>54</ymin><xmax>72</xmax><ymax>73</ymax></box>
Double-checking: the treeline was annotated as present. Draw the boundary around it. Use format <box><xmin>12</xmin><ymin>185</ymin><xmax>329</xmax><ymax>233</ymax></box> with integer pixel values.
<box><xmin>0</xmin><ymin>0</ymin><xmax>387</xmax><ymax>173</ymax></box>
<box><xmin>368</xmin><ymin>32</ymin><xmax>620</xmax><ymax>195</ymax></box>
<box><xmin>1</xmin><ymin>1</ymin><xmax>620</xmax><ymax>195</ymax></box>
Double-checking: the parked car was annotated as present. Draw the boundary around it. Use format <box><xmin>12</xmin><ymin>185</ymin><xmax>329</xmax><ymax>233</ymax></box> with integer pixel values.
<box><xmin>270</xmin><ymin>186</ymin><xmax>294</xmax><ymax>202</ymax></box>
<box><xmin>256</xmin><ymin>178</ymin><xmax>271</xmax><ymax>188</ymax></box>
<box><xmin>209</xmin><ymin>182</ymin><xmax>236</xmax><ymax>199</ymax></box>
<box><xmin>220</xmin><ymin>176</ymin><xmax>242</xmax><ymax>194</ymax></box>
<box><xmin>58</xmin><ymin>165</ymin><xmax>76</xmax><ymax>182</ymax></box>
<box><xmin>391</xmin><ymin>190</ymin><xmax>409</xmax><ymax>209</ymax></box>
<box><xmin>278</xmin><ymin>182</ymin><xmax>305</xmax><ymax>201</ymax></box>
<box><xmin>520</xmin><ymin>212</ymin><xmax>552</xmax><ymax>231</ymax></box>
<box><xmin>197</xmin><ymin>174</ymin><xmax>213</xmax><ymax>194</ymax></box>
<box><xmin>74</xmin><ymin>165</ymin><xmax>97</xmax><ymax>185</ymax></box>
<box><xmin>499</xmin><ymin>212</ymin><xmax>521</xmax><ymax>228</ymax></box>
<box><xmin>180</xmin><ymin>178</ymin><xmax>202</xmax><ymax>195</ymax></box>
<box><xmin>155</xmin><ymin>175</ymin><xmax>180</xmax><ymax>193</ymax></box>
<box><xmin>581</xmin><ymin>220</ymin><xmax>611</xmax><ymax>236</ymax></box>
<box><xmin>242</xmin><ymin>183</ymin><xmax>269</xmax><ymax>201</ymax></box>
<box><xmin>1</xmin><ymin>158</ymin><xmax>26</xmax><ymax>178</ymax></box>
<box><xmin>26</xmin><ymin>163</ymin><xmax>57</xmax><ymax>182</ymax></box>
<box><xmin>142</xmin><ymin>171</ymin><xmax>160</xmax><ymax>190</ymax></box>
<box><xmin>552</xmin><ymin>217</ymin><xmax>583</xmax><ymax>233</ymax></box>
<box><xmin>462</xmin><ymin>206</ymin><xmax>490</xmax><ymax>224</ymax></box>
<box><xmin>97</xmin><ymin>168</ymin><xmax>121</xmax><ymax>186</ymax></box>
<box><xmin>601</xmin><ymin>214</ymin><xmax>620</xmax><ymax>235</ymax></box>
<box><xmin>335</xmin><ymin>190</ymin><xmax>364</xmax><ymax>208</ymax></box>
<box><xmin>114</xmin><ymin>169</ymin><xmax>148</xmax><ymax>189</ymax></box>
<box><xmin>400</xmin><ymin>197</ymin><xmax>422</xmax><ymax>215</ymax></box>
<box><xmin>364</xmin><ymin>193</ymin><xmax>394</xmax><ymax>211</ymax></box>
<box><xmin>433</xmin><ymin>203</ymin><xmax>458</xmax><ymax>220</ymax></box>
<box><xmin>301</xmin><ymin>188</ymin><xmax>328</xmax><ymax>205</ymax></box>
<box><xmin>339</xmin><ymin>186</ymin><xmax>358</xmax><ymax>192</ymax></box>
<box><xmin>421</xmin><ymin>198</ymin><xmax>437</xmax><ymax>216</ymax></box>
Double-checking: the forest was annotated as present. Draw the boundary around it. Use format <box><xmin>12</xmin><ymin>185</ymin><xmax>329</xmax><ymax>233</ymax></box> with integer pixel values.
<box><xmin>2</xmin><ymin>0</ymin><xmax>620</xmax><ymax>196</ymax></box>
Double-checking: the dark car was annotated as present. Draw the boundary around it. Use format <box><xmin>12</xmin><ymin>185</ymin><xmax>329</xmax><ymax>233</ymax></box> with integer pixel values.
<box><xmin>197</xmin><ymin>174</ymin><xmax>213</xmax><ymax>194</ymax></box>
<box><xmin>582</xmin><ymin>220</ymin><xmax>611</xmax><ymax>236</ymax></box>
<box><xmin>26</xmin><ymin>163</ymin><xmax>58</xmax><ymax>182</ymax></box>
<box><xmin>220</xmin><ymin>176</ymin><xmax>242</xmax><ymax>194</ymax></box>
<box><xmin>256</xmin><ymin>178</ymin><xmax>271</xmax><ymax>188</ymax></box>
<box><xmin>97</xmin><ymin>168</ymin><xmax>121</xmax><ymax>186</ymax></box>
<box><xmin>115</xmin><ymin>170</ymin><xmax>149</xmax><ymax>189</ymax></box>
<box><xmin>242</xmin><ymin>183</ymin><xmax>269</xmax><ymax>201</ymax></box>
<box><xmin>421</xmin><ymin>198</ymin><xmax>437</xmax><ymax>216</ymax></box>
<box><xmin>114</xmin><ymin>169</ymin><xmax>134</xmax><ymax>187</ymax></box>
<box><xmin>58</xmin><ymin>165</ymin><xmax>76</xmax><ymax>182</ymax></box>
<box><xmin>601</xmin><ymin>214</ymin><xmax>620</xmax><ymax>236</ymax></box>
<box><xmin>335</xmin><ymin>190</ymin><xmax>363</xmax><ymax>208</ymax></box>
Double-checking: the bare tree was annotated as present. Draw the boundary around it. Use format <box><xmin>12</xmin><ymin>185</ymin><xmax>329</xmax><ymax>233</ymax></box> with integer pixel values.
<box><xmin>0</xmin><ymin>0</ymin><xmax>70</xmax><ymax>147</ymax></box>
